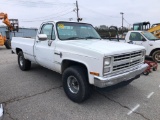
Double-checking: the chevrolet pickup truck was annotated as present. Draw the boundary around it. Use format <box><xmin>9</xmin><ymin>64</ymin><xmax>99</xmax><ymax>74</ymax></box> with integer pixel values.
<box><xmin>11</xmin><ymin>21</ymin><xmax>148</xmax><ymax>103</ymax></box>
<box><xmin>125</xmin><ymin>31</ymin><xmax>160</xmax><ymax>63</ymax></box>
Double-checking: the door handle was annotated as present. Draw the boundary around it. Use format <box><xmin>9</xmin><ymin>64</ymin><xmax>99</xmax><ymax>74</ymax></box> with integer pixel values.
<box><xmin>54</xmin><ymin>52</ymin><xmax>62</xmax><ymax>58</ymax></box>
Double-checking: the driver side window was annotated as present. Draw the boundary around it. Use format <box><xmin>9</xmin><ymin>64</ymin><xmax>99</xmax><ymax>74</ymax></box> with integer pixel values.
<box><xmin>40</xmin><ymin>24</ymin><xmax>55</xmax><ymax>40</ymax></box>
<box><xmin>129</xmin><ymin>32</ymin><xmax>145</xmax><ymax>41</ymax></box>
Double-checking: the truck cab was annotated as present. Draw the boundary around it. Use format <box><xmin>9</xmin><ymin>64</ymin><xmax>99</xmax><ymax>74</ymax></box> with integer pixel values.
<box><xmin>133</xmin><ymin>22</ymin><xmax>150</xmax><ymax>31</ymax></box>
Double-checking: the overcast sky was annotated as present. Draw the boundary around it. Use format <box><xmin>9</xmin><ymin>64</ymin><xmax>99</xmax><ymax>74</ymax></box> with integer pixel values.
<box><xmin>0</xmin><ymin>0</ymin><xmax>160</xmax><ymax>28</ymax></box>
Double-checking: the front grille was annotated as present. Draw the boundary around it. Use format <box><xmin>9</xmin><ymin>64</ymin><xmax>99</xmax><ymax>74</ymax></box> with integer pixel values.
<box><xmin>114</xmin><ymin>51</ymin><xmax>142</xmax><ymax>61</ymax></box>
<box><xmin>113</xmin><ymin>51</ymin><xmax>142</xmax><ymax>72</ymax></box>
<box><xmin>113</xmin><ymin>60</ymin><xmax>140</xmax><ymax>71</ymax></box>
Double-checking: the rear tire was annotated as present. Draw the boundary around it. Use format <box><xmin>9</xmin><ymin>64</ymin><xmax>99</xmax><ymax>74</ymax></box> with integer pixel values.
<box><xmin>152</xmin><ymin>50</ymin><xmax>160</xmax><ymax>63</ymax></box>
<box><xmin>18</xmin><ymin>51</ymin><xmax>31</xmax><ymax>71</ymax></box>
<box><xmin>62</xmin><ymin>66</ymin><xmax>91</xmax><ymax>103</ymax></box>
<box><xmin>4</xmin><ymin>40</ymin><xmax>11</xmax><ymax>49</ymax></box>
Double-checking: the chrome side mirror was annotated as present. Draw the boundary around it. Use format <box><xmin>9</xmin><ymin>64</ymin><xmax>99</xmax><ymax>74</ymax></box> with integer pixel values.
<box><xmin>38</xmin><ymin>34</ymin><xmax>47</xmax><ymax>41</ymax></box>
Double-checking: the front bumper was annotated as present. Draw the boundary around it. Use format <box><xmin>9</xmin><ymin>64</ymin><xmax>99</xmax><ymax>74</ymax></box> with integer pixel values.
<box><xmin>94</xmin><ymin>63</ymin><xmax>148</xmax><ymax>88</ymax></box>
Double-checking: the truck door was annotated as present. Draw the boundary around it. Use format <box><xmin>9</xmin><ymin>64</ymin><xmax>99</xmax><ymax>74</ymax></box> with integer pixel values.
<box><xmin>129</xmin><ymin>32</ymin><xmax>148</xmax><ymax>50</ymax></box>
<box><xmin>34</xmin><ymin>23</ymin><xmax>56</xmax><ymax>70</ymax></box>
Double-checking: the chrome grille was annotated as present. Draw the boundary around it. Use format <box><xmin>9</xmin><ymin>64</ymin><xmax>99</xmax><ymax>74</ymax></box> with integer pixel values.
<box><xmin>114</xmin><ymin>51</ymin><xmax>142</xmax><ymax>61</ymax></box>
<box><xmin>113</xmin><ymin>60</ymin><xmax>140</xmax><ymax>71</ymax></box>
<box><xmin>113</xmin><ymin>51</ymin><xmax>142</xmax><ymax>72</ymax></box>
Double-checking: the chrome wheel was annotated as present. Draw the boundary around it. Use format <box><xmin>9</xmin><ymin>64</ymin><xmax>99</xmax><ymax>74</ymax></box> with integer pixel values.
<box><xmin>19</xmin><ymin>56</ymin><xmax>24</xmax><ymax>66</ymax></box>
<box><xmin>67</xmin><ymin>76</ymin><xmax>79</xmax><ymax>94</ymax></box>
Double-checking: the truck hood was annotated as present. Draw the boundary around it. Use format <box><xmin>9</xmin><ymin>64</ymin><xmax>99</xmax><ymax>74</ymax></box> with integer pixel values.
<box><xmin>62</xmin><ymin>40</ymin><xmax>145</xmax><ymax>56</ymax></box>
<box><xmin>155</xmin><ymin>40</ymin><xmax>160</xmax><ymax>43</ymax></box>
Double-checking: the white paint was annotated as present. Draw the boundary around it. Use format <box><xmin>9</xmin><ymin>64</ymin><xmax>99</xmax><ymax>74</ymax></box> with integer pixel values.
<box><xmin>127</xmin><ymin>104</ymin><xmax>140</xmax><ymax>115</ymax></box>
<box><xmin>147</xmin><ymin>92</ymin><xmax>154</xmax><ymax>99</ymax></box>
<box><xmin>159</xmin><ymin>85</ymin><xmax>160</xmax><ymax>88</ymax></box>
<box><xmin>0</xmin><ymin>104</ymin><xmax>3</xmax><ymax>117</ymax></box>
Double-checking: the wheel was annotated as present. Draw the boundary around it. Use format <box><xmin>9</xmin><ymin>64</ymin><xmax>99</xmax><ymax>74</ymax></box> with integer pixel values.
<box><xmin>18</xmin><ymin>51</ymin><xmax>31</xmax><ymax>71</ymax></box>
<box><xmin>153</xmin><ymin>67</ymin><xmax>157</xmax><ymax>71</ymax></box>
<box><xmin>4</xmin><ymin>40</ymin><xmax>11</xmax><ymax>49</ymax></box>
<box><xmin>62</xmin><ymin>66</ymin><xmax>91</xmax><ymax>103</ymax></box>
<box><xmin>152</xmin><ymin>50</ymin><xmax>160</xmax><ymax>63</ymax></box>
<box><xmin>143</xmin><ymin>71</ymin><xmax>149</xmax><ymax>75</ymax></box>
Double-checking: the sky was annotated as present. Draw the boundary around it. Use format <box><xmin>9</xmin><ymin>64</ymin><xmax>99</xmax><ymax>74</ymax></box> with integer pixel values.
<box><xmin>0</xmin><ymin>0</ymin><xmax>160</xmax><ymax>29</ymax></box>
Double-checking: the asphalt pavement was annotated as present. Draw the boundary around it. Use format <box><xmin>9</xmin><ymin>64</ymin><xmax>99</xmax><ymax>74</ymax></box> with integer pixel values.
<box><xmin>0</xmin><ymin>46</ymin><xmax>160</xmax><ymax>120</ymax></box>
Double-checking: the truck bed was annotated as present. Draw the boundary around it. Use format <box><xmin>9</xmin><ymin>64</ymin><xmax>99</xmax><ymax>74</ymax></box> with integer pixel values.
<box><xmin>11</xmin><ymin>37</ymin><xmax>36</xmax><ymax>62</ymax></box>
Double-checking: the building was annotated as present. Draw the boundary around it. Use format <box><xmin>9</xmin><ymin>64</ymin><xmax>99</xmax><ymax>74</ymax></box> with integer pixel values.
<box><xmin>0</xmin><ymin>26</ymin><xmax>38</xmax><ymax>40</ymax></box>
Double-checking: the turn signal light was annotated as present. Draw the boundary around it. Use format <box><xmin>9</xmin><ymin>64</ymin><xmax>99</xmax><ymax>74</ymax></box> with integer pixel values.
<box><xmin>90</xmin><ymin>72</ymin><xmax>99</xmax><ymax>76</ymax></box>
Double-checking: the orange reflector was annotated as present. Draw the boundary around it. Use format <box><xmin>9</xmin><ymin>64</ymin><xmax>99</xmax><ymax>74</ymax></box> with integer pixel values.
<box><xmin>90</xmin><ymin>72</ymin><xmax>99</xmax><ymax>76</ymax></box>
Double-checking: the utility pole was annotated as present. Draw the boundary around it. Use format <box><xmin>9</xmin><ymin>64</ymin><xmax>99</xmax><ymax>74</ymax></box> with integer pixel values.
<box><xmin>76</xmin><ymin>0</ymin><xmax>82</xmax><ymax>22</ymax></box>
<box><xmin>120</xmin><ymin>12</ymin><xmax>124</xmax><ymax>34</ymax></box>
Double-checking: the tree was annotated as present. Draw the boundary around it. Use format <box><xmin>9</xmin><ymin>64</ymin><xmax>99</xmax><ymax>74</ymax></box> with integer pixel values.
<box><xmin>99</xmin><ymin>25</ymin><xmax>108</xmax><ymax>30</ymax></box>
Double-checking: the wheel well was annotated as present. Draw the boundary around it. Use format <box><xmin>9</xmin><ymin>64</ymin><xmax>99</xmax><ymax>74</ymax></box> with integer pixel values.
<box><xmin>16</xmin><ymin>48</ymin><xmax>22</xmax><ymax>55</ymax></box>
<box><xmin>62</xmin><ymin>60</ymin><xmax>88</xmax><ymax>74</ymax></box>
<box><xmin>149</xmin><ymin>48</ymin><xmax>160</xmax><ymax>56</ymax></box>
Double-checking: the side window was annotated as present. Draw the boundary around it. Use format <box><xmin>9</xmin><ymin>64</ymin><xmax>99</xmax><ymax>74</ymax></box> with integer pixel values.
<box><xmin>40</xmin><ymin>24</ymin><xmax>55</xmax><ymax>40</ymax></box>
<box><xmin>129</xmin><ymin>32</ymin><xmax>144</xmax><ymax>41</ymax></box>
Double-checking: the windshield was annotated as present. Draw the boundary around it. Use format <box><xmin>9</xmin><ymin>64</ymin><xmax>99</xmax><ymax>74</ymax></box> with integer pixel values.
<box><xmin>56</xmin><ymin>22</ymin><xmax>101</xmax><ymax>40</ymax></box>
<box><xmin>141</xmin><ymin>31</ymin><xmax>159</xmax><ymax>40</ymax></box>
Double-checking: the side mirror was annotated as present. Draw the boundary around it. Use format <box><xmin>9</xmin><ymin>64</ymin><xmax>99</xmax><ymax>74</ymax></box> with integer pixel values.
<box><xmin>142</xmin><ymin>38</ymin><xmax>146</xmax><ymax>41</ymax></box>
<box><xmin>38</xmin><ymin>34</ymin><xmax>47</xmax><ymax>41</ymax></box>
<box><xmin>128</xmin><ymin>41</ymin><xmax>133</xmax><ymax>44</ymax></box>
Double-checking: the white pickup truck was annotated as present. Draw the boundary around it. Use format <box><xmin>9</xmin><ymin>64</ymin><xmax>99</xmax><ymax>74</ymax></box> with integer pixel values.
<box><xmin>11</xmin><ymin>21</ymin><xmax>148</xmax><ymax>103</ymax></box>
<box><xmin>125</xmin><ymin>31</ymin><xmax>160</xmax><ymax>62</ymax></box>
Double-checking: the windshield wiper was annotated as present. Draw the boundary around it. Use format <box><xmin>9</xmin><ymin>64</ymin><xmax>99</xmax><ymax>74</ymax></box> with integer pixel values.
<box><xmin>66</xmin><ymin>37</ymin><xmax>82</xmax><ymax>40</ymax></box>
<box><xmin>150</xmin><ymin>39</ymin><xmax>160</xmax><ymax>40</ymax></box>
<box><xmin>84</xmin><ymin>36</ymin><xmax>101</xmax><ymax>40</ymax></box>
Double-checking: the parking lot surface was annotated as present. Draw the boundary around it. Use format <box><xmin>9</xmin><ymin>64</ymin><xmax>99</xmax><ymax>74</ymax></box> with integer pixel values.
<box><xmin>0</xmin><ymin>46</ymin><xmax>160</xmax><ymax>120</ymax></box>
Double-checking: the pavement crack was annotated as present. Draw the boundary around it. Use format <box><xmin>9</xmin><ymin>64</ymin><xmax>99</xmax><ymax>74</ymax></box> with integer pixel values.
<box><xmin>2</xmin><ymin>85</ymin><xmax>62</xmax><ymax>105</ymax></box>
<box><xmin>96</xmin><ymin>90</ymin><xmax>150</xmax><ymax>120</ymax></box>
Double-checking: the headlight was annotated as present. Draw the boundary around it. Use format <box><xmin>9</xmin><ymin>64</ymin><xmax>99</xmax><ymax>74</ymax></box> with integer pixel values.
<box><xmin>103</xmin><ymin>57</ymin><xmax>111</xmax><ymax>75</ymax></box>
<box><xmin>142</xmin><ymin>50</ymin><xmax>146</xmax><ymax>57</ymax></box>
<box><xmin>104</xmin><ymin>57</ymin><xmax>111</xmax><ymax>66</ymax></box>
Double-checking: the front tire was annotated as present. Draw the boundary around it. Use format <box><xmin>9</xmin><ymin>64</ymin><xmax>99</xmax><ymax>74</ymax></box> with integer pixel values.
<box><xmin>18</xmin><ymin>51</ymin><xmax>31</xmax><ymax>71</ymax></box>
<box><xmin>62</xmin><ymin>66</ymin><xmax>91</xmax><ymax>103</ymax></box>
<box><xmin>152</xmin><ymin>50</ymin><xmax>160</xmax><ymax>63</ymax></box>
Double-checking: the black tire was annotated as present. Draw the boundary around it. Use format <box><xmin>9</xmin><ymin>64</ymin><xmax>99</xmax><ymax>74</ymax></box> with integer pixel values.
<box><xmin>62</xmin><ymin>66</ymin><xmax>91</xmax><ymax>103</ymax></box>
<box><xmin>4</xmin><ymin>40</ymin><xmax>11</xmax><ymax>49</ymax></box>
<box><xmin>153</xmin><ymin>67</ymin><xmax>157</xmax><ymax>71</ymax></box>
<box><xmin>143</xmin><ymin>71</ymin><xmax>149</xmax><ymax>75</ymax></box>
<box><xmin>18</xmin><ymin>51</ymin><xmax>31</xmax><ymax>71</ymax></box>
<box><xmin>152</xmin><ymin>50</ymin><xmax>160</xmax><ymax>63</ymax></box>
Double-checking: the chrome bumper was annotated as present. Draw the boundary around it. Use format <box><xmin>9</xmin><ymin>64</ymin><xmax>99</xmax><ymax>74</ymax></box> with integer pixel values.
<box><xmin>94</xmin><ymin>64</ymin><xmax>148</xmax><ymax>88</ymax></box>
